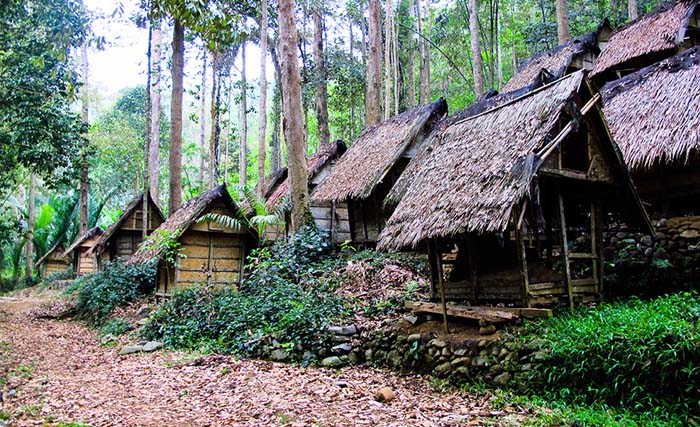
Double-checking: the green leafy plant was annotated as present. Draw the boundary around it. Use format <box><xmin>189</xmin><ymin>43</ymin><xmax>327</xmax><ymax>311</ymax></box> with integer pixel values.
<box><xmin>136</xmin><ymin>228</ymin><xmax>183</xmax><ymax>267</ymax></box>
<box><xmin>100</xmin><ymin>317</ymin><xmax>133</xmax><ymax>337</ymax></box>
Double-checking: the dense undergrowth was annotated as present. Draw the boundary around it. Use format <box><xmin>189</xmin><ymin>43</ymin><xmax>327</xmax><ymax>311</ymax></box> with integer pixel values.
<box><xmin>518</xmin><ymin>292</ymin><xmax>700</xmax><ymax>424</ymax></box>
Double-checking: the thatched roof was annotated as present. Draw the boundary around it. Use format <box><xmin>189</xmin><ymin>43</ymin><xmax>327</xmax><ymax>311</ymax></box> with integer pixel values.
<box><xmin>312</xmin><ymin>99</ymin><xmax>448</xmax><ymax>202</ymax></box>
<box><xmin>502</xmin><ymin>30</ymin><xmax>600</xmax><ymax>93</ymax></box>
<box><xmin>63</xmin><ymin>226</ymin><xmax>103</xmax><ymax>257</ymax></box>
<box><xmin>129</xmin><ymin>184</ymin><xmax>255</xmax><ymax>264</ymax></box>
<box><xmin>34</xmin><ymin>242</ymin><xmax>67</xmax><ymax>269</ymax></box>
<box><xmin>88</xmin><ymin>192</ymin><xmax>165</xmax><ymax>256</ymax></box>
<box><xmin>265</xmin><ymin>140</ymin><xmax>347</xmax><ymax>211</ymax></box>
<box><xmin>602</xmin><ymin>47</ymin><xmax>700</xmax><ymax>172</ymax></box>
<box><xmin>378</xmin><ymin>72</ymin><xmax>588</xmax><ymax>250</ymax></box>
<box><xmin>591</xmin><ymin>0</ymin><xmax>699</xmax><ymax>77</ymax></box>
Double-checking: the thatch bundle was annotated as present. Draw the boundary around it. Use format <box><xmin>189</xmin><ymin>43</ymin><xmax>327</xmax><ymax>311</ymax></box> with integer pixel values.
<box><xmin>265</xmin><ymin>140</ymin><xmax>346</xmax><ymax>211</ymax></box>
<box><xmin>312</xmin><ymin>99</ymin><xmax>447</xmax><ymax>203</ymax></box>
<box><xmin>378</xmin><ymin>72</ymin><xmax>584</xmax><ymax>250</ymax></box>
<box><xmin>592</xmin><ymin>0</ymin><xmax>698</xmax><ymax>77</ymax></box>
<box><xmin>602</xmin><ymin>47</ymin><xmax>700</xmax><ymax>172</ymax></box>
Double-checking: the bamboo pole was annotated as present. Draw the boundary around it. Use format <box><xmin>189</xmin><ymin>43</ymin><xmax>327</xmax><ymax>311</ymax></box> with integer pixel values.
<box><xmin>430</xmin><ymin>239</ymin><xmax>449</xmax><ymax>333</ymax></box>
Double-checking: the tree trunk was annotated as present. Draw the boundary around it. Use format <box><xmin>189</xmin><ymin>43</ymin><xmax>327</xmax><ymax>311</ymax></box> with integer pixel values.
<box><xmin>169</xmin><ymin>19</ymin><xmax>185</xmax><ymax>214</ymax></box>
<box><xmin>257</xmin><ymin>0</ymin><xmax>269</xmax><ymax>194</ymax></box>
<box><xmin>239</xmin><ymin>40</ymin><xmax>248</xmax><ymax>190</ymax></box>
<box><xmin>144</xmin><ymin>23</ymin><xmax>153</xmax><ymax>240</ymax></box>
<box><xmin>150</xmin><ymin>21</ymin><xmax>162</xmax><ymax>206</ymax></box>
<box><xmin>25</xmin><ymin>173</ymin><xmax>35</xmax><ymax>280</ymax></box>
<box><xmin>392</xmin><ymin>9</ymin><xmax>399</xmax><ymax>116</ymax></box>
<box><xmin>407</xmin><ymin>0</ymin><xmax>417</xmax><ymax>108</ymax></box>
<box><xmin>469</xmin><ymin>0</ymin><xmax>485</xmax><ymax>97</ymax></box>
<box><xmin>417</xmin><ymin>0</ymin><xmax>431</xmax><ymax>104</ymax></box>
<box><xmin>497</xmin><ymin>10</ymin><xmax>503</xmax><ymax>89</ymax></box>
<box><xmin>349</xmin><ymin>18</ymin><xmax>357</xmax><ymax>138</ymax></box>
<box><xmin>278</xmin><ymin>0</ymin><xmax>312</xmax><ymax>230</ymax></box>
<box><xmin>366</xmin><ymin>0</ymin><xmax>382</xmax><ymax>126</ymax></box>
<box><xmin>199</xmin><ymin>52</ymin><xmax>208</xmax><ymax>188</ymax></box>
<box><xmin>628</xmin><ymin>0</ymin><xmax>638</xmax><ymax>20</ymax></box>
<box><xmin>384</xmin><ymin>0</ymin><xmax>392</xmax><ymax>119</ymax></box>
<box><xmin>312</xmin><ymin>8</ymin><xmax>330</xmax><ymax>148</ymax></box>
<box><xmin>271</xmin><ymin>42</ymin><xmax>282</xmax><ymax>173</ymax></box>
<box><xmin>209</xmin><ymin>48</ymin><xmax>220</xmax><ymax>189</ymax></box>
<box><xmin>79</xmin><ymin>41</ymin><xmax>89</xmax><ymax>235</ymax></box>
<box><xmin>556</xmin><ymin>0</ymin><xmax>570</xmax><ymax>44</ymax></box>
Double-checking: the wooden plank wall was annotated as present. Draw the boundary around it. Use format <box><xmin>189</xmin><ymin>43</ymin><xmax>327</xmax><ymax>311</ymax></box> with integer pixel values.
<box><xmin>43</xmin><ymin>260</ymin><xmax>71</xmax><ymax>279</ymax></box>
<box><xmin>311</xmin><ymin>201</ymin><xmax>351</xmax><ymax>243</ymax></box>
<box><xmin>77</xmin><ymin>248</ymin><xmax>97</xmax><ymax>276</ymax></box>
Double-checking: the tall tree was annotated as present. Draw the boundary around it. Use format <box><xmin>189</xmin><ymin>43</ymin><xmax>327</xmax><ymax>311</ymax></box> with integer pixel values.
<box><xmin>239</xmin><ymin>40</ymin><xmax>248</xmax><ymax>190</ymax></box>
<box><xmin>150</xmin><ymin>20</ymin><xmax>162</xmax><ymax>205</ymax></box>
<box><xmin>278</xmin><ymin>0</ymin><xmax>312</xmax><ymax>230</ymax></box>
<box><xmin>313</xmin><ymin>6</ymin><xmax>330</xmax><ymax>147</ymax></box>
<box><xmin>79</xmin><ymin>41</ymin><xmax>89</xmax><ymax>235</ymax></box>
<box><xmin>270</xmin><ymin>42</ymin><xmax>282</xmax><ymax>173</ymax></box>
<box><xmin>257</xmin><ymin>0</ymin><xmax>269</xmax><ymax>194</ymax></box>
<box><xmin>199</xmin><ymin>52</ymin><xmax>208</xmax><ymax>187</ymax></box>
<box><xmin>556</xmin><ymin>0</ymin><xmax>570</xmax><ymax>44</ymax></box>
<box><xmin>209</xmin><ymin>46</ymin><xmax>221</xmax><ymax>189</ymax></box>
<box><xmin>407</xmin><ymin>0</ymin><xmax>417</xmax><ymax>108</ymax></box>
<box><xmin>469</xmin><ymin>0</ymin><xmax>485</xmax><ymax>96</ymax></box>
<box><xmin>25</xmin><ymin>173</ymin><xmax>35</xmax><ymax>279</ymax></box>
<box><xmin>384</xmin><ymin>0</ymin><xmax>392</xmax><ymax>119</ymax></box>
<box><xmin>628</xmin><ymin>0</ymin><xmax>638</xmax><ymax>20</ymax></box>
<box><xmin>169</xmin><ymin>18</ymin><xmax>185</xmax><ymax>214</ymax></box>
<box><xmin>366</xmin><ymin>0</ymin><xmax>382</xmax><ymax>125</ymax></box>
<box><xmin>417</xmin><ymin>0</ymin><xmax>431</xmax><ymax>104</ymax></box>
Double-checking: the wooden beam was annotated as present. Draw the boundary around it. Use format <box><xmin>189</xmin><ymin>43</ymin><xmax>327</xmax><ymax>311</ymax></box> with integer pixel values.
<box><xmin>515</xmin><ymin>212</ymin><xmax>531</xmax><ymax>308</ymax></box>
<box><xmin>569</xmin><ymin>252</ymin><xmax>596</xmax><ymax>259</ymax></box>
<box><xmin>429</xmin><ymin>239</ymin><xmax>449</xmax><ymax>333</ymax></box>
<box><xmin>558</xmin><ymin>191</ymin><xmax>575</xmax><ymax>311</ymax></box>
<box><xmin>405</xmin><ymin>301</ymin><xmax>520</xmax><ymax>323</ymax></box>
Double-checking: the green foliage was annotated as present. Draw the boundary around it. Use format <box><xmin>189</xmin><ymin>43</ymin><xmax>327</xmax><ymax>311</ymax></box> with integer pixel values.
<box><xmin>520</xmin><ymin>292</ymin><xmax>700</xmax><ymax>421</ymax></box>
<box><xmin>100</xmin><ymin>317</ymin><xmax>133</xmax><ymax>337</ymax></box>
<box><xmin>71</xmin><ymin>259</ymin><xmax>156</xmax><ymax>325</ymax></box>
<box><xmin>44</xmin><ymin>268</ymin><xmax>73</xmax><ymax>284</ymax></box>
<box><xmin>143</xmin><ymin>227</ymin><xmax>345</xmax><ymax>359</ymax></box>
<box><xmin>136</xmin><ymin>228</ymin><xmax>183</xmax><ymax>267</ymax></box>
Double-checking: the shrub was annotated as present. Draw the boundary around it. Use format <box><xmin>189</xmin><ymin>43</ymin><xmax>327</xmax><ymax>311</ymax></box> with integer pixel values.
<box><xmin>521</xmin><ymin>292</ymin><xmax>700</xmax><ymax>419</ymax></box>
<box><xmin>100</xmin><ymin>317</ymin><xmax>133</xmax><ymax>337</ymax></box>
<box><xmin>71</xmin><ymin>259</ymin><xmax>156</xmax><ymax>325</ymax></box>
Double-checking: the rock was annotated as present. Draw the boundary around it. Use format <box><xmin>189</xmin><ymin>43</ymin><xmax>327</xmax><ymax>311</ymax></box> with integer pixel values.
<box><xmin>479</xmin><ymin>325</ymin><xmax>497</xmax><ymax>335</ymax></box>
<box><xmin>331</xmin><ymin>335</ymin><xmax>351</xmax><ymax>343</ymax></box>
<box><xmin>375</xmin><ymin>387</ymin><xmax>395</xmax><ymax>403</ymax></box>
<box><xmin>441</xmin><ymin>347</ymin><xmax>451</xmax><ymax>357</ymax></box>
<box><xmin>403</xmin><ymin>315</ymin><xmax>419</xmax><ymax>325</ymax></box>
<box><xmin>270</xmin><ymin>349</ymin><xmax>289</xmax><ymax>361</ymax></box>
<box><xmin>321</xmin><ymin>356</ymin><xmax>343</xmax><ymax>368</ymax></box>
<box><xmin>386</xmin><ymin>350</ymin><xmax>402</xmax><ymax>368</ymax></box>
<box><xmin>520</xmin><ymin>363</ymin><xmax>533</xmax><ymax>372</ymax></box>
<box><xmin>142</xmin><ymin>341</ymin><xmax>164</xmax><ymax>352</ymax></box>
<box><xmin>615</xmin><ymin>232</ymin><xmax>627</xmax><ymax>239</ymax></box>
<box><xmin>119</xmin><ymin>345</ymin><xmax>143</xmax><ymax>355</ymax></box>
<box><xmin>136</xmin><ymin>318</ymin><xmax>149</xmax><ymax>326</ymax></box>
<box><xmin>135</xmin><ymin>305</ymin><xmax>151</xmax><ymax>320</ymax></box>
<box><xmin>532</xmin><ymin>350</ymin><xmax>549</xmax><ymax>361</ymax></box>
<box><xmin>493</xmin><ymin>372</ymin><xmax>512</xmax><ymax>385</ymax></box>
<box><xmin>429</xmin><ymin>339</ymin><xmax>447</xmax><ymax>348</ymax></box>
<box><xmin>407</xmin><ymin>333</ymin><xmax>422</xmax><ymax>343</ymax></box>
<box><xmin>477</xmin><ymin>340</ymin><xmax>488</xmax><ymax>348</ymax></box>
<box><xmin>644</xmin><ymin>248</ymin><xmax>653</xmax><ymax>257</ymax></box>
<box><xmin>331</xmin><ymin>343</ymin><xmax>353</xmax><ymax>354</ymax></box>
<box><xmin>450</xmin><ymin>357</ymin><xmax>471</xmax><ymax>367</ymax></box>
<box><xmin>681</xmin><ymin>230</ymin><xmax>699</xmax><ymax>239</ymax></box>
<box><xmin>641</xmin><ymin>236</ymin><xmax>653</xmax><ymax>247</ymax></box>
<box><xmin>328</xmin><ymin>325</ymin><xmax>358</xmax><ymax>336</ymax></box>
<box><xmin>433</xmin><ymin>362</ymin><xmax>452</xmax><ymax>375</ymax></box>
<box><xmin>610</xmin><ymin>237</ymin><xmax>619</xmax><ymax>245</ymax></box>
<box><xmin>658</xmin><ymin>218</ymin><xmax>668</xmax><ymax>228</ymax></box>
<box><xmin>653</xmin><ymin>247</ymin><xmax>669</xmax><ymax>259</ymax></box>
<box><xmin>334</xmin><ymin>381</ymin><xmax>349</xmax><ymax>388</ymax></box>
<box><xmin>364</xmin><ymin>349</ymin><xmax>373</xmax><ymax>361</ymax></box>
<box><xmin>454</xmin><ymin>367</ymin><xmax>470</xmax><ymax>378</ymax></box>
<box><xmin>472</xmin><ymin>356</ymin><xmax>489</xmax><ymax>367</ymax></box>
<box><xmin>453</xmin><ymin>348</ymin><xmax>468</xmax><ymax>357</ymax></box>
<box><xmin>348</xmin><ymin>352</ymin><xmax>361</xmax><ymax>365</ymax></box>
<box><xmin>498</xmin><ymin>348</ymin><xmax>509</xmax><ymax>360</ymax></box>
<box><xmin>100</xmin><ymin>334</ymin><xmax>117</xmax><ymax>345</ymax></box>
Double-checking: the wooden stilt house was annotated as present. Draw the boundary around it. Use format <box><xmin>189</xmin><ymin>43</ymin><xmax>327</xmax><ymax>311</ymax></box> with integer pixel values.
<box><xmin>502</xmin><ymin>21</ymin><xmax>613</xmax><ymax>93</ymax></box>
<box><xmin>63</xmin><ymin>226</ymin><xmax>104</xmax><ymax>277</ymax></box>
<box><xmin>312</xmin><ymin>99</ymin><xmax>448</xmax><ymax>245</ymax></box>
<box><xmin>129</xmin><ymin>184</ymin><xmax>257</xmax><ymax>297</ymax></box>
<box><xmin>35</xmin><ymin>243</ymin><xmax>71</xmax><ymax>280</ymax></box>
<box><xmin>602</xmin><ymin>48</ymin><xmax>700</xmax><ymax>215</ymax></box>
<box><xmin>591</xmin><ymin>0</ymin><xmax>700</xmax><ymax>84</ymax></box>
<box><xmin>264</xmin><ymin>140</ymin><xmax>350</xmax><ymax>243</ymax></box>
<box><xmin>88</xmin><ymin>192</ymin><xmax>165</xmax><ymax>267</ymax></box>
<box><xmin>378</xmin><ymin>72</ymin><xmax>651</xmax><ymax>308</ymax></box>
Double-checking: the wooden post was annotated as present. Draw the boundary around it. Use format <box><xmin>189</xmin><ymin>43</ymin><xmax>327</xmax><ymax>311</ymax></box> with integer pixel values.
<box><xmin>558</xmin><ymin>192</ymin><xmax>574</xmax><ymax>311</ymax></box>
<box><xmin>467</xmin><ymin>235</ymin><xmax>478</xmax><ymax>304</ymax></box>
<box><xmin>516</xmin><ymin>222</ymin><xmax>531</xmax><ymax>308</ymax></box>
<box><xmin>330</xmin><ymin>201</ymin><xmax>337</xmax><ymax>242</ymax></box>
<box><xmin>430</xmin><ymin>239</ymin><xmax>449</xmax><ymax>333</ymax></box>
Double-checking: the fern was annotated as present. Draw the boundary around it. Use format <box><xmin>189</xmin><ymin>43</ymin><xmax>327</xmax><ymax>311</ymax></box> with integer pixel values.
<box><xmin>197</xmin><ymin>213</ymin><xmax>245</xmax><ymax>232</ymax></box>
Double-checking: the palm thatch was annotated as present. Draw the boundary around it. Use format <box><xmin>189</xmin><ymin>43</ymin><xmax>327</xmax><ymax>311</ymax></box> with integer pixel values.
<box><xmin>592</xmin><ymin>0</ymin><xmax>699</xmax><ymax>77</ymax></box>
<box><xmin>88</xmin><ymin>192</ymin><xmax>165</xmax><ymax>256</ymax></box>
<box><xmin>378</xmin><ymin>72</ymin><xmax>586</xmax><ymax>250</ymax></box>
<box><xmin>503</xmin><ymin>30</ymin><xmax>601</xmax><ymax>93</ymax></box>
<box><xmin>62</xmin><ymin>226</ymin><xmax>103</xmax><ymax>257</ymax></box>
<box><xmin>602</xmin><ymin>47</ymin><xmax>700</xmax><ymax>172</ymax></box>
<box><xmin>265</xmin><ymin>140</ymin><xmax>347</xmax><ymax>211</ymax></box>
<box><xmin>312</xmin><ymin>99</ymin><xmax>448</xmax><ymax>203</ymax></box>
<box><xmin>129</xmin><ymin>184</ymin><xmax>254</xmax><ymax>264</ymax></box>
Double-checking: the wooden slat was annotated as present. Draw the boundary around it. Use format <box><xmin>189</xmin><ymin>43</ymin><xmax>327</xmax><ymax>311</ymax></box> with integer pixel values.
<box><xmin>569</xmin><ymin>252</ymin><xmax>596</xmax><ymax>259</ymax></box>
<box><xmin>571</xmin><ymin>277</ymin><xmax>597</xmax><ymax>287</ymax></box>
<box><xmin>405</xmin><ymin>301</ymin><xmax>519</xmax><ymax>323</ymax></box>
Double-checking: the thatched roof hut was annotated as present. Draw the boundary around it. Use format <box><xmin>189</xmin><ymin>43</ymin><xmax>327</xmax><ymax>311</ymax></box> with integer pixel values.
<box><xmin>502</xmin><ymin>22</ymin><xmax>612</xmax><ymax>93</ymax></box>
<box><xmin>591</xmin><ymin>0</ymin><xmax>700</xmax><ymax>81</ymax></box>
<box><xmin>35</xmin><ymin>243</ymin><xmax>70</xmax><ymax>279</ymax></box>
<box><xmin>378</xmin><ymin>72</ymin><xmax>650</xmax><ymax>307</ymax></box>
<box><xmin>130</xmin><ymin>184</ymin><xmax>257</xmax><ymax>296</ymax></box>
<box><xmin>63</xmin><ymin>226</ymin><xmax>104</xmax><ymax>276</ymax></box>
<box><xmin>88</xmin><ymin>192</ymin><xmax>165</xmax><ymax>264</ymax></box>
<box><xmin>602</xmin><ymin>47</ymin><xmax>700</xmax><ymax>209</ymax></box>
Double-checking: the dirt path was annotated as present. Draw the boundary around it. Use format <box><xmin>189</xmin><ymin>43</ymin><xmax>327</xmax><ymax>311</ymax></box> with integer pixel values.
<box><xmin>0</xmin><ymin>297</ymin><xmax>531</xmax><ymax>427</ymax></box>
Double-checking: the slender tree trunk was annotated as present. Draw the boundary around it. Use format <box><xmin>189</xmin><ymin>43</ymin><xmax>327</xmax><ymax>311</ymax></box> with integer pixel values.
<box><xmin>257</xmin><ymin>0</ymin><xmax>269</xmax><ymax>194</ymax></box>
<box><xmin>271</xmin><ymin>43</ymin><xmax>282</xmax><ymax>172</ymax></box>
<box><xmin>497</xmin><ymin>10</ymin><xmax>503</xmax><ymax>89</ymax></box>
<box><xmin>209</xmin><ymin>48</ymin><xmax>220</xmax><ymax>189</ymax></box>
<box><xmin>407</xmin><ymin>0</ymin><xmax>417</xmax><ymax>108</ymax></box>
<box><xmin>384</xmin><ymin>0</ymin><xmax>392</xmax><ymax>119</ymax></box>
<box><xmin>417</xmin><ymin>0</ymin><xmax>431</xmax><ymax>104</ymax></box>
<box><xmin>469</xmin><ymin>0</ymin><xmax>485</xmax><ymax>96</ymax></box>
<box><xmin>239</xmin><ymin>40</ymin><xmax>248</xmax><ymax>190</ymax></box>
<box><xmin>349</xmin><ymin>18</ymin><xmax>357</xmax><ymax>138</ymax></box>
<box><xmin>556</xmin><ymin>0</ymin><xmax>570</xmax><ymax>44</ymax></box>
<box><xmin>144</xmin><ymin>23</ymin><xmax>153</xmax><ymax>240</ymax></box>
<box><xmin>392</xmin><ymin>10</ymin><xmax>399</xmax><ymax>116</ymax></box>
<box><xmin>199</xmin><ymin>52</ymin><xmax>208</xmax><ymax>188</ymax></box>
<box><xmin>278</xmin><ymin>0</ymin><xmax>312</xmax><ymax>230</ymax></box>
<box><xmin>628</xmin><ymin>0</ymin><xmax>638</xmax><ymax>20</ymax></box>
<box><xmin>367</xmin><ymin>0</ymin><xmax>382</xmax><ymax>125</ymax></box>
<box><xmin>25</xmin><ymin>173</ymin><xmax>35</xmax><ymax>280</ymax></box>
<box><xmin>79</xmin><ymin>41</ymin><xmax>89</xmax><ymax>235</ymax></box>
<box><xmin>150</xmin><ymin>21</ymin><xmax>162</xmax><ymax>206</ymax></box>
<box><xmin>313</xmin><ymin>8</ymin><xmax>330</xmax><ymax>147</ymax></box>
<box><xmin>169</xmin><ymin>19</ymin><xmax>185</xmax><ymax>214</ymax></box>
